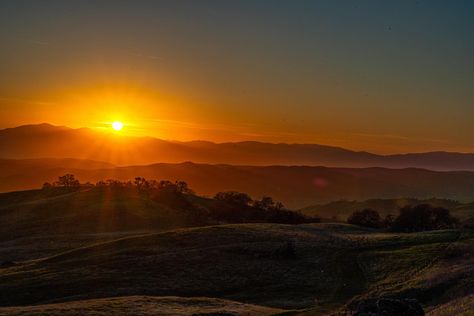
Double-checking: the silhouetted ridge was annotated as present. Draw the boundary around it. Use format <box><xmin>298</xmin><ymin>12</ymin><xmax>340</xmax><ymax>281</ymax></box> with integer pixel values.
<box><xmin>1</xmin><ymin>123</ymin><xmax>474</xmax><ymax>170</ymax></box>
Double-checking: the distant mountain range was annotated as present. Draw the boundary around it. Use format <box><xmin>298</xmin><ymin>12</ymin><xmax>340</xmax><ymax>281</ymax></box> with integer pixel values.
<box><xmin>1</xmin><ymin>123</ymin><xmax>474</xmax><ymax>170</ymax></box>
<box><xmin>1</xmin><ymin>158</ymin><xmax>474</xmax><ymax>208</ymax></box>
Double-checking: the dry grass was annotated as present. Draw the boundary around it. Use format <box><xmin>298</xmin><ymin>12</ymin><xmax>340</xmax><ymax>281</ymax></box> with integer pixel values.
<box><xmin>1</xmin><ymin>223</ymin><xmax>472</xmax><ymax>315</ymax></box>
<box><xmin>0</xmin><ymin>295</ymin><xmax>284</xmax><ymax>316</ymax></box>
<box><xmin>427</xmin><ymin>294</ymin><xmax>474</xmax><ymax>316</ymax></box>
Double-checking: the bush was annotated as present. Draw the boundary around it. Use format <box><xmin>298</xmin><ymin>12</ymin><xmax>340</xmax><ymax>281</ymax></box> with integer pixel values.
<box><xmin>391</xmin><ymin>204</ymin><xmax>458</xmax><ymax>232</ymax></box>
<box><xmin>214</xmin><ymin>191</ymin><xmax>253</xmax><ymax>206</ymax></box>
<box><xmin>55</xmin><ymin>174</ymin><xmax>80</xmax><ymax>188</ymax></box>
<box><xmin>347</xmin><ymin>209</ymin><xmax>383</xmax><ymax>228</ymax></box>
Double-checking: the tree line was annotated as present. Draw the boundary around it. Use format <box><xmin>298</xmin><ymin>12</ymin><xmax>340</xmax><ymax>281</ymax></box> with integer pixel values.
<box><xmin>42</xmin><ymin>174</ymin><xmax>320</xmax><ymax>225</ymax></box>
<box><xmin>43</xmin><ymin>174</ymin><xmax>193</xmax><ymax>194</ymax></box>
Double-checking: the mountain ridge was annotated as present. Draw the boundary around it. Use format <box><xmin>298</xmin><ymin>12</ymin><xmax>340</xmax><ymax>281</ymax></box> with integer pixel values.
<box><xmin>1</xmin><ymin>158</ymin><xmax>474</xmax><ymax>208</ymax></box>
<box><xmin>1</xmin><ymin>123</ymin><xmax>474</xmax><ymax>170</ymax></box>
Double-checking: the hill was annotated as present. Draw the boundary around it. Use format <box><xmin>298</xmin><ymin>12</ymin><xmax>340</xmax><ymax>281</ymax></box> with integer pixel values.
<box><xmin>0</xmin><ymin>158</ymin><xmax>114</xmax><ymax>192</ymax></box>
<box><xmin>2</xmin><ymin>159</ymin><xmax>474</xmax><ymax>208</ymax></box>
<box><xmin>0</xmin><ymin>186</ymin><xmax>315</xmax><ymax>261</ymax></box>
<box><xmin>0</xmin><ymin>222</ymin><xmax>472</xmax><ymax>315</ymax></box>
<box><xmin>2</xmin><ymin>123</ymin><xmax>474</xmax><ymax>170</ymax></box>
<box><xmin>427</xmin><ymin>294</ymin><xmax>474</xmax><ymax>315</ymax></box>
<box><xmin>0</xmin><ymin>296</ymin><xmax>284</xmax><ymax>316</ymax></box>
<box><xmin>0</xmin><ymin>187</ymin><xmax>472</xmax><ymax>315</ymax></box>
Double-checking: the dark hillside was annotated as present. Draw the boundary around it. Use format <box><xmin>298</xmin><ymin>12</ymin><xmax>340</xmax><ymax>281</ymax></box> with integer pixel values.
<box><xmin>0</xmin><ymin>184</ymin><xmax>315</xmax><ymax>261</ymax></box>
<box><xmin>0</xmin><ymin>223</ymin><xmax>471</xmax><ymax>315</ymax></box>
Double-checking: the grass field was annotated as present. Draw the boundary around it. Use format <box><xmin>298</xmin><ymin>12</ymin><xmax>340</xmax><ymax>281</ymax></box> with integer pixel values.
<box><xmin>427</xmin><ymin>294</ymin><xmax>474</xmax><ymax>316</ymax></box>
<box><xmin>0</xmin><ymin>296</ymin><xmax>285</xmax><ymax>316</ymax></box>
<box><xmin>0</xmin><ymin>222</ymin><xmax>472</xmax><ymax>315</ymax></box>
<box><xmin>0</xmin><ymin>189</ymin><xmax>473</xmax><ymax>315</ymax></box>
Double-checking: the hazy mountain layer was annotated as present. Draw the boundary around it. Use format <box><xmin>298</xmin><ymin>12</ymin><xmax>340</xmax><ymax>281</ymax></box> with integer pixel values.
<box><xmin>1</xmin><ymin>158</ymin><xmax>474</xmax><ymax>208</ymax></box>
<box><xmin>2</xmin><ymin>124</ymin><xmax>474</xmax><ymax>170</ymax></box>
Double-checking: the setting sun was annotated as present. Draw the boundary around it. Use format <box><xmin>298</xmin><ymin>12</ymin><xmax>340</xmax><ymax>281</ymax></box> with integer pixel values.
<box><xmin>112</xmin><ymin>121</ymin><xmax>124</xmax><ymax>131</ymax></box>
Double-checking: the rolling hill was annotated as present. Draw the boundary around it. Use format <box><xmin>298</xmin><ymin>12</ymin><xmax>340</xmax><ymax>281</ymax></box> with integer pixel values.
<box><xmin>0</xmin><ymin>186</ymin><xmax>472</xmax><ymax>315</ymax></box>
<box><xmin>0</xmin><ymin>186</ymin><xmax>316</xmax><ymax>262</ymax></box>
<box><xmin>0</xmin><ymin>296</ymin><xmax>284</xmax><ymax>316</ymax></box>
<box><xmin>2</xmin><ymin>123</ymin><xmax>474</xmax><ymax>170</ymax></box>
<box><xmin>0</xmin><ymin>221</ymin><xmax>472</xmax><ymax>315</ymax></box>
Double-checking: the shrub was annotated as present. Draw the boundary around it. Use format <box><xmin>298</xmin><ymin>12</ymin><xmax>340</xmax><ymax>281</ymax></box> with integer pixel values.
<box><xmin>214</xmin><ymin>191</ymin><xmax>253</xmax><ymax>206</ymax></box>
<box><xmin>347</xmin><ymin>208</ymin><xmax>383</xmax><ymax>228</ymax></box>
<box><xmin>55</xmin><ymin>174</ymin><xmax>80</xmax><ymax>188</ymax></box>
<box><xmin>391</xmin><ymin>204</ymin><xmax>458</xmax><ymax>232</ymax></box>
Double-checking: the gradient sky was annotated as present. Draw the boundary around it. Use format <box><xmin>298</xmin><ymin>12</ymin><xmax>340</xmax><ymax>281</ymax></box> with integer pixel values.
<box><xmin>0</xmin><ymin>0</ymin><xmax>473</xmax><ymax>153</ymax></box>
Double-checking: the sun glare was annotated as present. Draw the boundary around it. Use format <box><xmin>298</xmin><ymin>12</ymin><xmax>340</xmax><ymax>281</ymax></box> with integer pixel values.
<box><xmin>112</xmin><ymin>121</ymin><xmax>124</xmax><ymax>131</ymax></box>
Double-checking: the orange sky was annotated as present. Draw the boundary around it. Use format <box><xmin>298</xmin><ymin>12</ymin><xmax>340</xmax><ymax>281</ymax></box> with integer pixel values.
<box><xmin>1</xmin><ymin>78</ymin><xmax>473</xmax><ymax>154</ymax></box>
<box><xmin>1</xmin><ymin>1</ymin><xmax>473</xmax><ymax>154</ymax></box>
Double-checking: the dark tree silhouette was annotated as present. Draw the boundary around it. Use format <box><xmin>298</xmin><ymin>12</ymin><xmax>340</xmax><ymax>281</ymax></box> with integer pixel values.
<box><xmin>214</xmin><ymin>191</ymin><xmax>253</xmax><ymax>206</ymax></box>
<box><xmin>347</xmin><ymin>208</ymin><xmax>383</xmax><ymax>228</ymax></box>
<box><xmin>253</xmin><ymin>196</ymin><xmax>275</xmax><ymax>210</ymax></box>
<box><xmin>42</xmin><ymin>182</ymin><xmax>53</xmax><ymax>189</ymax></box>
<box><xmin>55</xmin><ymin>174</ymin><xmax>80</xmax><ymax>188</ymax></box>
<box><xmin>175</xmin><ymin>180</ymin><xmax>194</xmax><ymax>194</ymax></box>
<box><xmin>134</xmin><ymin>177</ymin><xmax>148</xmax><ymax>190</ymax></box>
<box><xmin>391</xmin><ymin>204</ymin><xmax>458</xmax><ymax>232</ymax></box>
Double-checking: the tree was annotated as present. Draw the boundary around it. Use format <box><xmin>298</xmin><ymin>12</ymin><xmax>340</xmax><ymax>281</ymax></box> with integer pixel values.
<box><xmin>55</xmin><ymin>174</ymin><xmax>80</xmax><ymax>188</ymax></box>
<box><xmin>42</xmin><ymin>182</ymin><xmax>53</xmax><ymax>190</ymax></box>
<box><xmin>157</xmin><ymin>180</ymin><xmax>177</xmax><ymax>193</ymax></box>
<box><xmin>253</xmin><ymin>196</ymin><xmax>275</xmax><ymax>210</ymax></box>
<box><xmin>391</xmin><ymin>204</ymin><xmax>458</xmax><ymax>232</ymax></box>
<box><xmin>347</xmin><ymin>209</ymin><xmax>383</xmax><ymax>228</ymax></box>
<box><xmin>214</xmin><ymin>191</ymin><xmax>253</xmax><ymax>206</ymax></box>
<box><xmin>175</xmin><ymin>181</ymin><xmax>194</xmax><ymax>194</ymax></box>
<box><xmin>383</xmin><ymin>214</ymin><xmax>395</xmax><ymax>227</ymax></box>
<box><xmin>134</xmin><ymin>177</ymin><xmax>149</xmax><ymax>190</ymax></box>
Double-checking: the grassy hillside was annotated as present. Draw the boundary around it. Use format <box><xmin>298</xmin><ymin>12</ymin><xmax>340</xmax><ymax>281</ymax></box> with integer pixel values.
<box><xmin>0</xmin><ymin>222</ymin><xmax>472</xmax><ymax>315</ymax></box>
<box><xmin>0</xmin><ymin>186</ymin><xmax>315</xmax><ymax>262</ymax></box>
<box><xmin>0</xmin><ymin>187</ymin><xmax>189</xmax><ymax>235</ymax></box>
<box><xmin>427</xmin><ymin>294</ymin><xmax>474</xmax><ymax>315</ymax></box>
<box><xmin>0</xmin><ymin>186</ymin><xmax>472</xmax><ymax>315</ymax></box>
<box><xmin>0</xmin><ymin>187</ymin><xmax>201</xmax><ymax>262</ymax></box>
<box><xmin>0</xmin><ymin>296</ymin><xmax>285</xmax><ymax>316</ymax></box>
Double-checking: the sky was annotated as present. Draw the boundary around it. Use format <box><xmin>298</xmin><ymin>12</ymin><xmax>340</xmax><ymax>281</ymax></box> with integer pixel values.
<box><xmin>0</xmin><ymin>0</ymin><xmax>473</xmax><ymax>153</ymax></box>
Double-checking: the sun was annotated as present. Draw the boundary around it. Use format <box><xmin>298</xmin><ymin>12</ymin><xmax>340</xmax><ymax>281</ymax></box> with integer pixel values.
<box><xmin>111</xmin><ymin>121</ymin><xmax>124</xmax><ymax>131</ymax></box>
